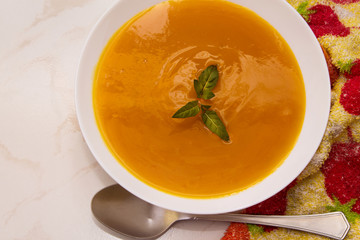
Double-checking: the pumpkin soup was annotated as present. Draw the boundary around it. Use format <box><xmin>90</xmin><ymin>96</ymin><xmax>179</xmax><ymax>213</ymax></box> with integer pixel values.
<box><xmin>93</xmin><ymin>0</ymin><xmax>306</xmax><ymax>198</ymax></box>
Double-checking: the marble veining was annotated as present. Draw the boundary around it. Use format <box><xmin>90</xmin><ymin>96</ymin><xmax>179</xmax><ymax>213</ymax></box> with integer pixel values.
<box><xmin>0</xmin><ymin>0</ymin><xmax>228</xmax><ymax>239</ymax></box>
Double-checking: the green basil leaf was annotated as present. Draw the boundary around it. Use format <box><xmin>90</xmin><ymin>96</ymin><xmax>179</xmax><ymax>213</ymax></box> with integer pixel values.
<box><xmin>198</xmin><ymin>65</ymin><xmax>219</xmax><ymax>99</ymax></box>
<box><xmin>172</xmin><ymin>100</ymin><xmax>200</xmax><ymax>118</ymax></box>
<box><xmin>202</xmin><ymin>110</ymin><xmax>229</xmax><ymax>141</ymax></box>
<box><xmin>202</xmin><ymin>91</ymin><xmax>215</xmax><ymax>100</ymax></box>
<box><xmin>194</xmin><ymin>79</ymin><xmax>202</xmax><ymax>98</ymax></box>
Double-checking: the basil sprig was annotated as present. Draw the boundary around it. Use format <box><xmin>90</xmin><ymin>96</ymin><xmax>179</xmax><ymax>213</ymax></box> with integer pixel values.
<box><xmin>172</xmin><ymin>100</ymin><xmax>200</xmax><ymax>118</ymax></box>
<box><xmin>202</xmin><ymin>110</ymin><xmax>229</xmax><ymax>141</ymax></box>
<box><xmin>172</xmin><ymin>65</ymin><xmax>230</xmax><ymax>141</ymax></box>
<box><xmin>194</xmin><ymin>65</ymin><xmax>218</xmax><ymax>100</ymax></box>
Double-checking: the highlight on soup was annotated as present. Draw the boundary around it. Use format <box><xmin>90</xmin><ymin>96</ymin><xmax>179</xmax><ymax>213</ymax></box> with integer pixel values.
<box><xmin>93</xmin><ymin>0</ymin><xmax>306</xmax><ymax>198</ymax></box>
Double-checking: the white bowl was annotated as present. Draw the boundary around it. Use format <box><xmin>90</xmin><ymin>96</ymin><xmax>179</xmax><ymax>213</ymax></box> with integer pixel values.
<box><xmin>76</xmin><ymin>0</ymin><xmax>330</xmax><ymax>214</ymax></box>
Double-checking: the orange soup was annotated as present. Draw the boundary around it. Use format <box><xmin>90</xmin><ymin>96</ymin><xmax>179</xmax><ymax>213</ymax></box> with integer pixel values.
<box><xmin>93</xmin><ymin>0</ymin><xmax>306</xmax><ymax>198</ymax></box>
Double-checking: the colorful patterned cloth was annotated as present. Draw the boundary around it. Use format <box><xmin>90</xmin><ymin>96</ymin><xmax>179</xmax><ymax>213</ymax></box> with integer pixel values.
<box><xmin>221</xmin><ymin>1</ymin><xmax>360</xmax><ymax>239</ymax></box>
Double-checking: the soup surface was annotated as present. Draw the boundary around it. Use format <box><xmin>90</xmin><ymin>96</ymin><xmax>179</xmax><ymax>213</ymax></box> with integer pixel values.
<box><xmin>93</xmin><ymin>0</ymin><xmax>305</xmax><ymax>198</ymax></box>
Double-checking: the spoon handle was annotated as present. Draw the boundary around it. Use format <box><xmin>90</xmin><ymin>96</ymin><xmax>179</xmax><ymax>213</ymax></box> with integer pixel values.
<box><xmin>193</xmin><ymin>212</ymin><xmax>350</xmax><ymax>240</ymax></box>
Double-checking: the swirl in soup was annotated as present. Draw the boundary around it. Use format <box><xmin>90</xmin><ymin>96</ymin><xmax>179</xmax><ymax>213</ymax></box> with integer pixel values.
<box><xmin>93</xmin><ymin>0</ymin><xmax>305</xmax><ymax>198</ymax></box>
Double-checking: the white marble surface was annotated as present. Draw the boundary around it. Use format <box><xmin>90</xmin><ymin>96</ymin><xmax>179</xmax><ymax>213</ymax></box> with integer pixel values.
<box><xmin>0</xmin><ymin>0</ymin><xmax>228</xmax><ymax>239</ymax></box>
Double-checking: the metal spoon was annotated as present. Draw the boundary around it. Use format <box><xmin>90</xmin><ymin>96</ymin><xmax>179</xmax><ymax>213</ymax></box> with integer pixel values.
<box><xmin>91</xmin><ymin>184</ymin><xmax>350</xmax><ymax>240</ymax></box>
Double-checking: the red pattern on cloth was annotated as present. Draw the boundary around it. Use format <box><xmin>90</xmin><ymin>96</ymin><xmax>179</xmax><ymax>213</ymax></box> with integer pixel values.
<box><xmin>345</xmin><ymin>59</ymin><xmax>360</xmax><ymax>78</ymax></box>
<box><xmin>243</xmin><ymin>181</ymin><xmax>297</xmax><ymax>232</ymax></box>
<box><xmin>221</xmin><ymin>223</ymin><xmax>250</xmax><ymax>240</ymax></box>
<box><xmin>340</xmin><ymin>76</ymin><xmax>360</xmax><ymax>115</ymax></box>
<box><xmin>321</xmin><ymin>135</ymin><xmax>360</xmax><ymax>213</ymax></box>
<box><xmin>308</xmin><ymin>5</ymin><xmax>350</xmax><ymax>37</ymax></box>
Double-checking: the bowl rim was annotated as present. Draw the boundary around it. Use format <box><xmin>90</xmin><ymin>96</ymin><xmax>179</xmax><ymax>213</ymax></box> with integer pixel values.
<box><xmin>76</xmin><ymin>0</ymin><xmax>330</xmax><ymax>214</ymax></box>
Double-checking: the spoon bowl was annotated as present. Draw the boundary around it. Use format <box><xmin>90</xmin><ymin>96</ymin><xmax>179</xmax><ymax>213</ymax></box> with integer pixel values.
<box><xmin>91</xmin><ymin>185</ymin><xmax>350</xmax><ymax>240</ymax></box>
<box><xmin>92</xmin><ymin>184</ymin><xmax>182</xmax><ymax>239</ymax></box>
